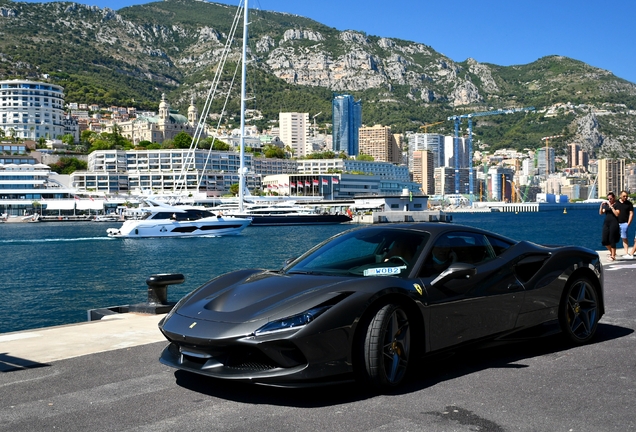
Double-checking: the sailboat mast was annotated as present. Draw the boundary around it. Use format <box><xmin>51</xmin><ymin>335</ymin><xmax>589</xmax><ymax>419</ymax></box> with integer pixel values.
<box><xmin>238</xmin><ymin>0</ymin><xmax>248</xmax><ymax>212</ymax></box>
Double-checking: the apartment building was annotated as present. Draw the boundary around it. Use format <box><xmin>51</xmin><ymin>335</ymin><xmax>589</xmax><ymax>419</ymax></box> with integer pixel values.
<box><xmin>358</xmin><ymin>125</ymin><xmax>401</xmax><ymax>163</ymax></box>
<box><xmin>0</xmin><ymin>79</ymin><xmax>65</xmax><ymax>140</ymax></box>
<box><xmin>412</xmin><ymin>150</ymin><xmax>435</xmax><ymax>195</ymax></box>
<box><xmin>407</xmin><ymin>133</ymin><xmax>444</xmax><ymax>171</ymax></box>
<box><xmin>537</xmin><ymin>147</ymin><xmax>556</xmax><ymax>176</ymax></box>
<box><xmin>279</xmin><ymin>112</ymin><xmax>310</xmax><ymax>157</ymax></box>
<box><xmin>250</xmin><ymin>157</ymin><xmax>298</xmax><ymax>175</ymax></box>
<box><xmin>434</xmin><ymin>167</ymin><xmax>470</xmax><ymax>195</ymax></box>
<box><xmin>567</xmin><ymin>143</ymin><xmax>590</xmax><ymax>171</ymax></box>
<box><xmin>598</xmin><ymin>158</ymin><xmax>625</xmax><ymax>196</ymax></box>
<box><xmin>87</xmin><ymin>149</ymin><xmax>250</xmax><ymax>173</ymax></box>
<box><xmin>74</xmin><ymin>149</ymin><xmax>261</xmax><ymax>195</ymax></box>
<box><xmin>71</xmin><ymin>170</ymin><xmax>262</xmax><ymax>196</ymax></box>
<box><xmin>296</xmin><ymin>158</ymin><xmax>410</xmax><ymax>181</ymax></box>
<box><xmin>443</xmin><ymin>136</ymin><xmax>469</xmax><ymax>169</ymax></box>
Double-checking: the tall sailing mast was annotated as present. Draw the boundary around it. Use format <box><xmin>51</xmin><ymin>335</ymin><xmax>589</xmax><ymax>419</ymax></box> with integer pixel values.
<box><xmin>238</xmin><ymin>0</ymin><xmax>248</xmax><ymax>212</ymax></box>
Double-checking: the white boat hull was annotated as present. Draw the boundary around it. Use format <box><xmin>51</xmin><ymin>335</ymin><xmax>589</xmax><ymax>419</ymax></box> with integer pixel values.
<box><xmin>107</xmin><ymin>216</ymin><xmax>251</xmax><ymax>238</ymax></box>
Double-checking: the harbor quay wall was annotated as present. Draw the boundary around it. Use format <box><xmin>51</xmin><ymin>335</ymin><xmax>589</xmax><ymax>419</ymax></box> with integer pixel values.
<box><xmin>447</xmin><ymin>202</ymin><xmax>600</xmax><ymax>213</ymax></box>
<box><xmin>348</xmin><ymin>210</ymin><xmax>450</xmax><ymax>224</ymax></box>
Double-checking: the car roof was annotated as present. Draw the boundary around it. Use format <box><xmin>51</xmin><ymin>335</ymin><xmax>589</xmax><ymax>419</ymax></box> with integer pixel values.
<box><xmin>352</xmin><ymin>222</ymin><xmax>517</xmax><ymax>243</ymax></box>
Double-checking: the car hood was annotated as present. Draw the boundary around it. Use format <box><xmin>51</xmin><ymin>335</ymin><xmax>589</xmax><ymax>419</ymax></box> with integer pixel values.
<box><xmin>174</xmin><ymin>269</ymin><xmax>352</xmax><ymax>324</ymax></box>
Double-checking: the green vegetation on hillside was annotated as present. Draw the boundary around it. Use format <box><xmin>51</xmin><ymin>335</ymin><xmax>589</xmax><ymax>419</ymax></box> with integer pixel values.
<box><xmin>0</xmin><ymin>0</ymin><xmax>634</xmax><ymax>157</ymax></box>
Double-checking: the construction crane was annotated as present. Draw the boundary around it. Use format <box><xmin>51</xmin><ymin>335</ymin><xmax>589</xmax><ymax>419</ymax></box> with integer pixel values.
<box><xmin>419</xmin><ymin>121</ymin><xmax>445</xmax><ymax>133</ymax></box>
<box><xmin>447</xmin><ymin>107</ymin><xmax>535</xmax><ymax>201</ymax></box>
<box><xmin>312</xmin><ymin>112</ymin><xmax>322</xmax><ymax>138</ymax></box>
<box><xmin>541</xmin><ymin>135</ymin><xmax>563</xmax><ymax>176</ymax></box>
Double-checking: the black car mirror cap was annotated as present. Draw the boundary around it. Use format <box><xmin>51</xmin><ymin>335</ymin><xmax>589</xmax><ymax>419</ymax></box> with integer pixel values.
<box><xmin>430</xmin><ymin>263</ymin><xmax>477</xmax><ymax>287</ymax></box>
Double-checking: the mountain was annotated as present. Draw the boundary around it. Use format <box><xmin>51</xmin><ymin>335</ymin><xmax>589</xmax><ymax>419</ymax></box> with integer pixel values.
<box><xmin>1</xmin><ymin>0</ymin><xmax>636</xmax><ymax>158</ymax></box>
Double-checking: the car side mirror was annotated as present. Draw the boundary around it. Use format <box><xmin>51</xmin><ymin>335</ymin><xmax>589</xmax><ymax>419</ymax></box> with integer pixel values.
<box><xmin>430</xmin><ymin>263</ymin><xmax>476</xmax><ymax>287</ymax></box>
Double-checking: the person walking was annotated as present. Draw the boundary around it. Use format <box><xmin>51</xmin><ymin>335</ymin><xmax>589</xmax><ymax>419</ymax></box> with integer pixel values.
<box><xmin>600</xmin><ymin>191</ymin><xmax>621</xmax><ymax>261</ymax></box>
<box><xmin>616</xmin><ymin>191</ymin><xmax>634</xmax><ymax>258</ymax></box>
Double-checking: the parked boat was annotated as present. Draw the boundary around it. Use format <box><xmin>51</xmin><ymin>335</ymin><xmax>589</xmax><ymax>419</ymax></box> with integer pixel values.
<box><xmin>227</xmin><ymin>203</ymin><xmax>352</xmax><ymax>226</ymax></box>
<box><xmin>106</xmin><ymin>200</ymin><xmax>251</xmax><ymax>238</ymax></box>
<box><xmin>94</xmin><ymin>214</ymin><xmax>122</xmax><ymax>222</ymax></box>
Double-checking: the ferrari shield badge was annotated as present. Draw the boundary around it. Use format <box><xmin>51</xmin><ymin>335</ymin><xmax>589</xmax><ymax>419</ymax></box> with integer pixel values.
<box><xmin>413</xmin><ymin>283</ymin><xmax>423</xmax><ymax>295</ymax></box>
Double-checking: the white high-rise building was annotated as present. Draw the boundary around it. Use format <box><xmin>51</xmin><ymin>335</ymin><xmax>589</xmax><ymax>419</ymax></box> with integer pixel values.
<box><xmin>444</xmin><ymin>135</ymin><xmax>469</xmax><ymax>169</ymax></box>
<box><xmin>408</xmin><ymin>133</ymin><xmax>444</xmax><ymax>171</ymax></box>
<box><xmin>537</xmin><ymin>147</ymin><xmax>556</xmax><ymax>176</ymax></box>
<box><xmin>522</xmin><ymin>158</ymin><xmax>534</xmax><ymax>177</ymax></box>
<box><xmin>0</xmin><ymin>79</ymin><xmax>65</xmax><ymax>140</ymax></box>
<box><xmin>279</xmin><ymin>112</ymin><xmax>310</xmax><ymax>157</ymax></box>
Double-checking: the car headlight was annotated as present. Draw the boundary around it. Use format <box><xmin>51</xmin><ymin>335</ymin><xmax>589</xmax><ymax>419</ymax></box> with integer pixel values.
<box><xmin>255</xmin><ymin>305</ymin><xmax>331</xmax><ymax>336</ymax></box>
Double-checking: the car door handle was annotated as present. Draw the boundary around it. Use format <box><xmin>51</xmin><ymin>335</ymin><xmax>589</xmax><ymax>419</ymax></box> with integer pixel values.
<box><xmin>507</xmin><ymin>283</ymin><xmax>523</xmax><ymax>291</ymax></box>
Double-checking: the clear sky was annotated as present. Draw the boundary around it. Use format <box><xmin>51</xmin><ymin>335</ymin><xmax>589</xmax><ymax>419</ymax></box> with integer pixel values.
<box><xmin>23</xmin><ymin>0</ymin><xmax>636</xmax><ymax>84</ymax></box>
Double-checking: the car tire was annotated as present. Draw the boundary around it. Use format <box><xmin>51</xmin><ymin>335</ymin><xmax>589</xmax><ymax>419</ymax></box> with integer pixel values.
<box><xmin>559</xmin><ymin>277</ymin><xmax>600</xmax><ymax>344</ymax></box>
<box><xmin>363</xmin><ymin>304</ymin><xmax>411</xmax><ymax>388</ymax></box>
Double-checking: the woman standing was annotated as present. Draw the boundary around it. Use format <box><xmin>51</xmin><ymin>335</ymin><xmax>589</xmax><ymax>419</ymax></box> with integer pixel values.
<box><xmin>600</xmin><ymin>191</ymin><xmax>621</xmax><ymax>261</ymax></box>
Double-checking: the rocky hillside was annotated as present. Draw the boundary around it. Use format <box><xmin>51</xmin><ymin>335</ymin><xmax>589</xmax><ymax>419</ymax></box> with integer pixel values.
<box><xmin>1</xmin><ymin>0</ymin><xmax>636</xmax><ymax>158</ymax></box>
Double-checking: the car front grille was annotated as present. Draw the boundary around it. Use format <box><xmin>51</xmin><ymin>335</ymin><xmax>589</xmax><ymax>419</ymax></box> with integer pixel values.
<box><xmin>174</xmin><ymin>343</ymin><xmax>285</xmax><ymax>372</ymax></box>
<box><xmin>225</xmin><ymin>360</ymin><xmax>278</xmax><ymax>372</ymax></box>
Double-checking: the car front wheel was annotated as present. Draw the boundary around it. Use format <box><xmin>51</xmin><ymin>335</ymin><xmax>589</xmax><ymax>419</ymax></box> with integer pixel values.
<box><xmin>559</xmin><ymin>277</ymin><xmax>599</xmax><ymax>344</ymax></box>
<box><xmin>363</xmin><ymin>304</ymin><xmax>411</xmax><ymax>388</ymax></box>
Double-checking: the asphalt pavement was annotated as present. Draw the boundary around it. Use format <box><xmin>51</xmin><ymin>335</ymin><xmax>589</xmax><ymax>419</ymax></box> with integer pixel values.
<box><xmin>0</xmin><ymin>254</ymin><xmax>635</xmax><ymax>432</ymax></box>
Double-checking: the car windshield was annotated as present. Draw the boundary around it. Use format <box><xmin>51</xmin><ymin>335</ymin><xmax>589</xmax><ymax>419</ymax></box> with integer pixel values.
<box><xmin>285</xmin><ymin>228</ymin><xmax>430</xmax><ymax>278</ymax></box>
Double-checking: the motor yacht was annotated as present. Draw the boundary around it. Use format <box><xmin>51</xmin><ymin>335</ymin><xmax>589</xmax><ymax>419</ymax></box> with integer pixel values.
<box><xmin>225</xmin><ymin>203</ymin><xmax>352</xmax><ymax>226</ymax></box>
<box><xmin>106</xmin><ymin>200</ymin><xmax>251</xmax><ymax>238</ymax></box>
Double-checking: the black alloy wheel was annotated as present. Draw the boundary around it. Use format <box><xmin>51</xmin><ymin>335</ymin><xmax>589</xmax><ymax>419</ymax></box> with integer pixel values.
<box><xmin>364</xmin><ymin>304</ymin><xmax>411</xmax><ymax>388</ymax></box>
<box><xmin>559</xmin><ymin>277</ymin><xmax>599</xmax><ymax>344</ymax></box>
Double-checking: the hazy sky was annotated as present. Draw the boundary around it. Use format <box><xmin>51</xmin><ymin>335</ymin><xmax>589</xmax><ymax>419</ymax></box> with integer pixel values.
<box><xmin>23</xmin><ymin>0</ymin><xmax>636</xmax><ymax>84</ymax></box>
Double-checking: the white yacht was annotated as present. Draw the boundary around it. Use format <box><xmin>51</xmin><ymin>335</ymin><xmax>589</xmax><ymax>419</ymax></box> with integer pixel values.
<box><xmin>106</xmin><ymin>199</ymin><xmax>251</xmax><ymax>238</ymax></box>
<box><xmin>222</xmin><ymin>202</ymin><xmax>352</xmax><ymax>226</ymax></box>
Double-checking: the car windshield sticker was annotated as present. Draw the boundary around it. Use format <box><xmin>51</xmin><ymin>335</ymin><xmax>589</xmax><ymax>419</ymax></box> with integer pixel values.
<box><xmin>363</xmin><ymin>266</ymin><xmax>407</xmax><ymax>276</ymax></box>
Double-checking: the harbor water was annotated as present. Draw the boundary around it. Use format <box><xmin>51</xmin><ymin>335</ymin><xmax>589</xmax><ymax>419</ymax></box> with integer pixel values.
<box><xmin>0</xmin><ymin>208</ymin><xmax>607</xmax><ymax>334</ymax></box>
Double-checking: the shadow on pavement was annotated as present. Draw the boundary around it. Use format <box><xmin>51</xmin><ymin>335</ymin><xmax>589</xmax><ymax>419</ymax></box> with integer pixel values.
<box><xmin>0</xmin><ymin>353</ymin><xmax>50</xmax><ymax>372</ymax></box>
<box><xmin>172</xmin><ymin>322</ymin><xmax>633</xmax><ymax>407</ymax></box>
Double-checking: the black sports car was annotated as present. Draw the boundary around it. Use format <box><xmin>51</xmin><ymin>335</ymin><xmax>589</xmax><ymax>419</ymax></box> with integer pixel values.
<box><xmin>158</xmin><ymin>223</ymin><xmax>604</xmax><ymax>389</ymax></box>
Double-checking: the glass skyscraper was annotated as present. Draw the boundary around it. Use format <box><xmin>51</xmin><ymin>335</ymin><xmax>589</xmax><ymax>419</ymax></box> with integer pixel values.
<box><xmin>332</xmin><ymin>94</ymin><xmax>362</xmax><ymax>156</ymax></box>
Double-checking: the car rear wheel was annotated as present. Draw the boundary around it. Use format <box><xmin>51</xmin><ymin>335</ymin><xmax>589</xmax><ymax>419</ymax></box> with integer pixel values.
<box><xmin>559</xmin><ymin>277</ymin><xmax>599</xmax><ymax>344</ymax></box>
<box><xmin>363</xmin><ymin>304</ymin><xmax>411</xmax><ymax>388</ymax></box>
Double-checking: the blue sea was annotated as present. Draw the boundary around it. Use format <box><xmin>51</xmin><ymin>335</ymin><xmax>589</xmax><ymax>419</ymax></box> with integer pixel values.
<box><xmin>0</xmin><ymin>208</ymin><xmax>607</xmax><ymax>334</ymax></box>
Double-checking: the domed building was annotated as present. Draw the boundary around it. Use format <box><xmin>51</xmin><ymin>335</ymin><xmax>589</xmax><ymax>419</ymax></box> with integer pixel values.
<box><xmin>115</xmin><ymin>94</ymin><xmax>202</xmax><ymax>145</ymax></box>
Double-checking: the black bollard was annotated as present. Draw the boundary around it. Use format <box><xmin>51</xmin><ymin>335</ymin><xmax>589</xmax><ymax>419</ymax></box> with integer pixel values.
<box><xmin>88</xmin><ymin>273</ymin><xmax>186</xmax><ymax>320</ymax></box>
<box><xmin>127</xmin><ymin>273</ymin><xmax>186</xmax><ymax>315</ymax></box>
<box><xmin>146</xmin><ymin>273</ymin><xmax>185</xmax><ymax>305</ymax></box>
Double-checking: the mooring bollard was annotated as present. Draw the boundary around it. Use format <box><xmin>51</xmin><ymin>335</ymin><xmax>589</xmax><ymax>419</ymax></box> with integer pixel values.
<box><xmin>87</xmin><ymin>273</ymin><xmax>187</xmax><ymax>320</ymax></box>
<box><xmin>146</xmin><ymin>273</ymin><xmax>185</xmax><ymax>305</ymax></box>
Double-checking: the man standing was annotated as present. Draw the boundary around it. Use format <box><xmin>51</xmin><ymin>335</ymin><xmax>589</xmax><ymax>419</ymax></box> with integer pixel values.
<box><xmin>616</xmin><ymin>191</ymin><xmax>634</xmax><ymax>258</ymax></box>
